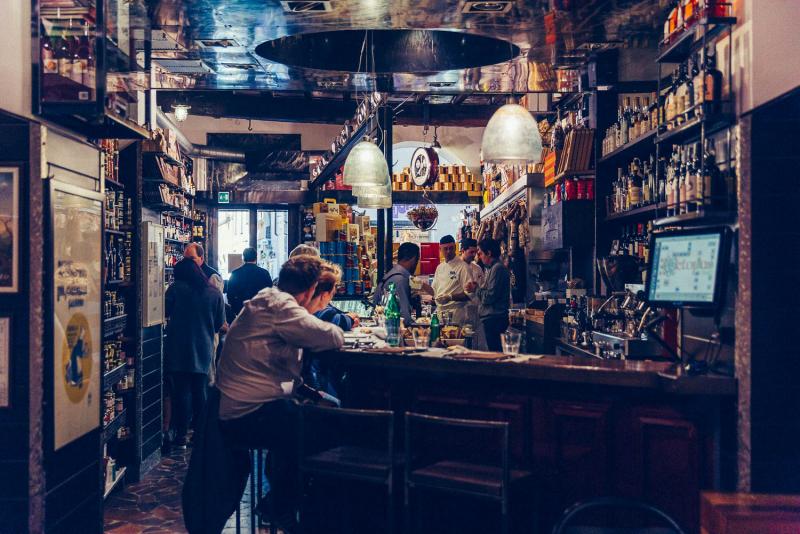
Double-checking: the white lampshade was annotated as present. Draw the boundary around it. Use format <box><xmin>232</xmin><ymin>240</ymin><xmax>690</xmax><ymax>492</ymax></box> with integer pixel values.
<box><xmin>357</xmin><ymin>193</ymin><xmax>392</xmax><ymax>209</ymax></box>
<box><xmin>481</xmin><ymin>103</ymin><xmax>542</xmax><ymax>164</ymax></box>
<box><xmin>343</xmin><ymin>140</ymin><xmax>391</xmax><ymax>186</ymax></box>
<box><xmin>352</xmin><ymin>182</ymin><xmax>391</xmax><ymax>197</ymax></box>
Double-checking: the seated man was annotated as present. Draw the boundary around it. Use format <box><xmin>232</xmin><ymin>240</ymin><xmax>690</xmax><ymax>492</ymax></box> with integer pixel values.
<box><xmin>215</xmin><ymin>254</ymin><xmax>344</xmax><ymax>530</ymax></box>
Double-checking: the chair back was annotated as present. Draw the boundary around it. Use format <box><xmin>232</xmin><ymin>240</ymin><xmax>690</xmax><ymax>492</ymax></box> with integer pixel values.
<box><xmin>404</xmin><ymin>412</ymin><xmax>510</xmax><ymax>489</ymax></box>
<box><xmin>551</xmin><ymin>497</ymin><xmax>687</xmax><ymax>534</ymax></box>
<box><xmin>299</xmin><ymin>404</ymin><xmax>394</xmax><ymax>462</ymax></box>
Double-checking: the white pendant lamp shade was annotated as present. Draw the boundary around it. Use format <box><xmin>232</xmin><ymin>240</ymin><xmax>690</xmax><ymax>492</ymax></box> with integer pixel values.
<box><xmin>352</xmin><ymin>182</ymin><xmax>391</xmax><ymax>197</ymax></box>
<box><xmin>481</xmin><ymin>103</ymin><xmax>542</xmax><ymax>165</ymax></box>
<box><xmin>343</xmin><ymin>140</ymin><xmax>391</xmax><ymax>186</ymax></box>
<box><xmin>358</xmin><ymin>194</ymin><xmax>392</xmax><ymax>209</ymax></box>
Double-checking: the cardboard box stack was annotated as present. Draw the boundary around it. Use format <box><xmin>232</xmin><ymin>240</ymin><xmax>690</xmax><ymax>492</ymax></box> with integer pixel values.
<box><xmin>392</xmin><ymin>165</ymin><xmax>483</xmax><ymax>195</ymax></box>
<box><xmin>302</xmin><ymin>200</ymin><xmax>376</xmax><ymax>297</ymax></box>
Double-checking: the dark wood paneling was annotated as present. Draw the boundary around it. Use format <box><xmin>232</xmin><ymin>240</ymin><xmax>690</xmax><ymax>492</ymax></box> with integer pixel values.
<box><xmin>412</xmin><ymin>388</ymin><xmax>531</xmax><ymax>466</ymax></box>
<box><xmin>625</xmin><ymin>407</ymin><xmax>701</xmax><ymax>530</ymax></box>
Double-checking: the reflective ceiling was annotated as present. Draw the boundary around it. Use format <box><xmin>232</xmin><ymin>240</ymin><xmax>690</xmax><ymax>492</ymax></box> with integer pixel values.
<box><xmin>148</xmin><ymin>0</ymin><xmax>665</xmax><ymax>95</ymax></box>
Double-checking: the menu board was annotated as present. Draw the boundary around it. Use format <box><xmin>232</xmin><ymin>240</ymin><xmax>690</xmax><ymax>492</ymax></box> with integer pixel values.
<box><xmin>142</xmin><ymin>222</ymin><xmax>164</xmax><ymax>326</ymax></box>
<box><xmin>51</xmin><ymin>182</ymin><xmax>102</xmax><ymax>450</ymax></box>
<box><xmin>649</xmin><ymin>233</ymin><xmax>722</xmax><ymax>304</ymax></box>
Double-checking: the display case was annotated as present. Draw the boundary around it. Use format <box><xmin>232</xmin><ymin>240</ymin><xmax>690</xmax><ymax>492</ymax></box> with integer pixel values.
<box><xmin>34</xmin><ymin>0</ymin><xmax>151</xmax><ymax>138</ymax></box>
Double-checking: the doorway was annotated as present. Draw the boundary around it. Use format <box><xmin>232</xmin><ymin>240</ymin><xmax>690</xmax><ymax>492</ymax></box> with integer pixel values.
<box><xmin>257</xmin><ymin>209</ymin><xmax>289</xmax><ymax>280</ymax></box>
<box><xmin>215</xmin><ymin>208</ymin><xmax>291</xmax><ymax>281</ymax></box>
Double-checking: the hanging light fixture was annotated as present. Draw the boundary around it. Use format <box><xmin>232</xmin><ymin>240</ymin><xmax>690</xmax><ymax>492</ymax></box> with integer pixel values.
<box><xmin>352</xmin><ymin>180</ymin><xmax>391</xmax><ymax>196</ymax></box>
<box><xmin>358</xmin><ymin>194</ymin><xmax>391</xmax><ymax>209</ymax></box>
<box><xmin>342</xmin><ymin>138</ymin><xmax>391</xmax><ymax>186</ymax></box>
<box><xmin>171</xmin><ymin>94</ymin><xmax>191</xmax><ymax>122</ymax></box>
<box><xmin>481</xmin><ymin>98</ymin><xmax>542</xmax><ymax>164</ymax></box>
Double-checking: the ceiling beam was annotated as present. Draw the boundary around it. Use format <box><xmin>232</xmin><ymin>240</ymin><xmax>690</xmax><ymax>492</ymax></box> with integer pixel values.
<box><xmin>156</xmin><ymin>91</ymin><xmax>497</xmax><ymax>127</ymax></box>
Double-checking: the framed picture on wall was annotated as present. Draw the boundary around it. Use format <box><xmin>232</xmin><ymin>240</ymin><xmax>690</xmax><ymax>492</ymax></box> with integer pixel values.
<box><xmin>50</xmin><ymin>180</ymin><xmax>103</xmax><ymax>450</ymax></box>
<box><xmin>0</xmin><ymin>166</ymin><xmax>19</xmax><ymax>293</ymax></box>
<box><xmin>0</xmin><ymin>316</ymin><xmax>10</xmax><ymax>408</ymax></box>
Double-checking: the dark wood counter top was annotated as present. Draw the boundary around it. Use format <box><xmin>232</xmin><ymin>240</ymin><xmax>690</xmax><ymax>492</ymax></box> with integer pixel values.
<box><xmin>318</xmin><ymin>348</ymin><xmax>737</xmax><ymax>397</ymax></box>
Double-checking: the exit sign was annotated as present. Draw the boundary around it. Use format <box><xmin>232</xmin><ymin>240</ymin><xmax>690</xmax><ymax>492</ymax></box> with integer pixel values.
<box><xmin>218</xmin><ymin>191</ymin><xmax>230</xmax><ymax>204</ymax></box>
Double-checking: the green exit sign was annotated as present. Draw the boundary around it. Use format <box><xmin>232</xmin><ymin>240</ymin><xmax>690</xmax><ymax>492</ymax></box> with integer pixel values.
<box><xmin>218</xmin><ymin>191</ymin><xmax>230</xmax><ymax>204</ymax></box>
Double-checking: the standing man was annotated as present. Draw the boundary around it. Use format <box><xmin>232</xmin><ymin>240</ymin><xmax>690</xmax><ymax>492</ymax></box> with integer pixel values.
<box><xmin>465</xmin><ymin>238</ymin><xmax>510</xmax><ymax>352</ymax></box>
<box><xmin>184</xmin><ymin>242</ymin><xmax>221</xmax><ymax>280</ymax></box>
<box><xmin>460</xmin><ymin>238</ymin><xmax>484</xmax><ymax>331</ymax></box>
<box><xmin>374</xmin><ymin>242</ymin><xmax>421</xmax><ymax>326</ymax></box>
<box><xmin>432</xmin><ymin>235</ymin><xmax>472</xmax><ymax>324</ymax></box>
<box><xmin>226</xmin><ymin>247</ymin><xmax>273</xmax><ymax>318</ymax></box>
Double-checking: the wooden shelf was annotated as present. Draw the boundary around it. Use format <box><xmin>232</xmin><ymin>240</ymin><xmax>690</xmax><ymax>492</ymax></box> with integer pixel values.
<box><xmin>143</xmin><ymin>178</ymin><xmax>194</xmax><ymax>199</ymax></box>
<box><xmin>655</xmin><ymin>112</ymin><xmax>736</xmax><ymax>146</ymax></box>
<box><xmin>605</xmin><ymin>202</ymin><xmax>667</xmax><ymax>222</ymax></box>
<box><xmin>104</xmin><ymin>228</ymin><xmax>129</xmax><ymax>237</ymax></box>
<box><xmin>102</xmin><ymin>363</ymin><xmax>127</xmax><ymax>391</ymax></box>
<box><xmin>652</xmin><ymin>209</ymin><xmax>735</xmax><ymax>227</ymax></box>
<box><xmin>102</xmin><ymin>409</ymin><xmax>127</xmax><ymax>443</ymax></box>
<box><xmin>546</xmin><ymin>170</ymin><xmax>595</xmax><ymax>188</ymax></box>
<box><xmin>480</xmin><ymin>173</ymin><xmax>542</xmax><ymax>220</ymax></box>
<box><xmin>657</xmin><ymin>17</ymin><xmax>737</xmax><ymax>64</ymax></box>
<box><xmin>104</xmin><ymin>177</ymin><xmax>126</xmax><ymax>190</ymax></box>
<box><xmin>142</xmin><ymin>150</ymin><xmax>183</xmax><ymax>168</ymax></box>
<box><xmin>103</xmin><ymin>467</ymin><xmax>127</xmax><ymax>500</ymax></box>
<box><xmin>315</xmin><ymin>189</ymin><xmax>481</xmax><ymax>206</ymax></box>
<box><xmin>598</xmin><ymin>129</ymin><xmax>657</xmax><ymax>163</ymax></box>
<box><xmin>164</xmin><ymin>237</ymin><xmax>190</xmax><ymax>246</ymax></box>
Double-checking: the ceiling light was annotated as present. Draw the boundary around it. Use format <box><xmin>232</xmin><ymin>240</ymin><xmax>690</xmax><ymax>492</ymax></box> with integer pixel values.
<box><xmin>481</xmin><ymin>102</ymin><xmax>542</xmax><ymax>164</ymax></box>
<box><xmin>342</xmin><ymin>139</ymin><xmax>390</xmax><ymax>187</ymax></box>
<box><xmin>357</xmin><ymin>194</ymin><xmax>391</xmax><ymax>209</ymax></box>
<box><xmin>172</xmin><ymin>103</ymin><xmax>191</xmax><ymax>122</ymax></box>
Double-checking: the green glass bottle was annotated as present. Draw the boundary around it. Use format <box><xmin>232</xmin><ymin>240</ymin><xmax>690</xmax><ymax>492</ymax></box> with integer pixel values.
<box><xmin>429</xmin><ymin>312</ymin><xmax>440</xmax><ymax>347</ymax></box>
<box><xmin>385</xmin><ymin>282</ymin><xmax>401</xmax><ymax>347</ymax></box>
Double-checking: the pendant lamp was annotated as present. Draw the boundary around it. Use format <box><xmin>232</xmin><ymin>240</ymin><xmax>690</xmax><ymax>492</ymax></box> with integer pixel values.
<box><xmin>343</xmin><ymin>139</ymin><xmax>391</xmax><ymax>186</ymax></box>
<box><xmin>357</xmin><ymin>194</ymin><xmax>392</xmax><ymax>209</ymax></box>
<box><xmin>481</xmin><ymin>101</ymin><xmax>542</xmax><ymax>164</ymax></box>
<box><xmin>352</xmin><ymin>181</ymin><xmax>391</xmax><ymax>197</ymax></box>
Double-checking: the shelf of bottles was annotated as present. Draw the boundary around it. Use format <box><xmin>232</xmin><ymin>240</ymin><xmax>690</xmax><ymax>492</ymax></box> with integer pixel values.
<box><xmin>36</xmin><ymin>0</ymin><xmax>150</xmax><ymax>138</ymax></box>
<box><xmin>601</xmin><ymin>94</ymin><xmax>659</xmax><ymax>160</ymax></box>
<box><xmin>655</xmin><ymin>1</ymin><xmax>736</xmax><ymax>222</ymax></box>
<box><xmin>101</xmin><ymin>139</ymin><xmax>134</xmax><ymax>476</ymax></box>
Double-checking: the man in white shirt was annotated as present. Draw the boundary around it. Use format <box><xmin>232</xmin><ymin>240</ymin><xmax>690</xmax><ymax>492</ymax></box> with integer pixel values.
<box><xmin>433</xmin><ymin>235</ymin><xmax>472</xmax><ymax>324</ymax></box>
<box><xmin>460</xmin><ymin>238</ymin><xmax>484</xmax><ymax>326</ymax></box>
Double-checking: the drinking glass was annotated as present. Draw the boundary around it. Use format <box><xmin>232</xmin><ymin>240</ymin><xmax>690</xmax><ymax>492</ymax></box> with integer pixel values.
<box><xmin>501</xmin><ymin>330</ymin><xmax>522</xmax><ymax>356</ymax></box>
<box><xmin>411</xmin><ymin>328</ymin><xmax>429</xmax><ymax>349</ymax></box>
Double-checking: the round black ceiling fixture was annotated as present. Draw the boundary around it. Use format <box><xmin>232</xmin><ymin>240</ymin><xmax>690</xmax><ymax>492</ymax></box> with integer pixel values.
<box><xmin>255</xmin><ymin>29</ymin><xmax>520</xmax><ymax>73</ymax></box>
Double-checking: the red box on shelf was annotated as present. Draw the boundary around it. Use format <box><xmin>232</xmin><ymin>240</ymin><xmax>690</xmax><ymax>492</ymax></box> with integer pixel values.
<box><xmin>420</xmin><ymin>242</ymin><xmax>440</xmax><ymax>261</ymax></box>
<box><xmin>419</xmin><ymin>259</ymin><xmax>439</xmax><ymax>276</ymax></box>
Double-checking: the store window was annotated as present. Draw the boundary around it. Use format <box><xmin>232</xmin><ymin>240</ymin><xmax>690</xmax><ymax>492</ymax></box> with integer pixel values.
<box><xmin>257</xmin><ymin>210</ymin><xmax>289</xmax><ymax>280</ymax></box>
<box><xmin>216</xmin><ymin>210</ymin><xmax>250</xmax><ymax>280</ymax></box>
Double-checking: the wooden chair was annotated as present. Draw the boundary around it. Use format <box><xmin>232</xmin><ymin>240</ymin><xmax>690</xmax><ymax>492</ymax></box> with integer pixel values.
<box><xmin>404</xmin><ymin>412</ymin><xmax>534</xmax><ymax>534</ymax></box>
<box><xmin>298</xmin><ymin>404</ymin><xmax>396</xmax><ymax>534</ymax></box>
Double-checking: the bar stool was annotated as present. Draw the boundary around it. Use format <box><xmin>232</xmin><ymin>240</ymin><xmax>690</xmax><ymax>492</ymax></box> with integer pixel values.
<box><xmin>551</xmin><ymin>497</ymin><xmax>687</xmax><ymax>534</ymax></box>
<box><xmin>298</xmin><ymin>404</ymin><xmax>396</xmax><ymax>534</ymax></box>
<box><xmin>404</xmin><ymin>412</ymin><xmax>534</xmax><ymax>534</ymax></box>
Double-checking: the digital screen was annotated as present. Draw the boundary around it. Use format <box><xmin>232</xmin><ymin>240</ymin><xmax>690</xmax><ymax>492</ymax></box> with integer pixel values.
<box><xmin>648</xmin><ymin>232</ymin><xmax>722</xmax><ymax>304</ymax></box>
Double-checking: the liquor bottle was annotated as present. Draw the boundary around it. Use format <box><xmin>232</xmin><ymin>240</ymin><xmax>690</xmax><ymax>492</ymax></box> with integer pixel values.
<box><xmin>666</xmin><ymin>152</ymin><xmax>677</xmax><ymax>215</ymax></box>
<box><xmin>429</xmin><ymin>312</ymin><xmax>440</xmax><ymax>347</ymax></box>
<box><xmin>691</xmin><ymin>143</ymin><xmax>703</xmax><ymax>211</ymax></box>
<box><xmin>678</xmin><ymin>147</ymin><xmax>687</xmax><ymax>214</ymax></box>
<box><xmin>687</xmin><ymin>55</ymin><xmax>698</xmax><ymax>119</ymax></box>
<box><xmin>704</xmin><ymin>47</ymin><xmax>723</xmax><ymax>115</ymax></box>
<box><xmin>665</xmin><ymin>71</ymin><xmax>677</xmax><ymax>129</ymax></box>
<box><xmin>117</xmin><ymin>242</ymin><xmax>125</xmax><ymax>281</ymax></box>
<box><xmin>385</xmin><ymin>282</ymin><xmax>401</xmax><ymax>347</ymax></box>
<box><xmin>693</xmin><ymin>51</ymin><xmax>706</xmax><ymax>116</ymax></box>
<box><xmin>628</xmin><ymin>158</ymin><xmax>643</xmax><ymax>209</ymax></box>
<box><xmin>703</xmin><ymin>139</ymin><xmax>726</xmax><ymax>209</ymax></box>
<box><xmin>42</xmin><ymin>35</ymin><xmax>58</xmax><ymax>74</ymax></box>
<box><xmin>684</xmin><ymin>145</ymin><xmax>697</xmax><ymax>213</ymax></box>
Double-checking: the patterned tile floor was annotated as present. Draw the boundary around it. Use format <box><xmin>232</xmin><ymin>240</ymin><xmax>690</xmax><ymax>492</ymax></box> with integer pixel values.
<box><xmin>104</xmin><ymin>449</ymin><xmax>271</xmax><ymax>534</ymax></box>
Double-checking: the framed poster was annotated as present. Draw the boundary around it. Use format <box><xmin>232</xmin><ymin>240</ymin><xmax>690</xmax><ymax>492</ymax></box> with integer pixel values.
<box><xmin>142</xmin><ymin>222</ymin><xmax>164</xmax><ymax>327</ymax></box>
<box><xmin>0</xmin><ymin>317</ymin><xmax>9</xmax><ymax>408</ymax></box>
<box><xmin>51</xmin><ymin>181</ymin><xmax>103</xmax><ymax>450</ymax></box>
<box><xmin>0</xmin><ymin>166</ymin><xmax>19</xmax><ymax>293</ymax></box>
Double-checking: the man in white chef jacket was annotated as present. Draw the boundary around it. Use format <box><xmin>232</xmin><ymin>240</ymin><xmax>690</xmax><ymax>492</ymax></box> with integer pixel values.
<box><xmin>432</xmin><ymin>235</ymin><xmax>473</xmax><ymax>325</ymax></box>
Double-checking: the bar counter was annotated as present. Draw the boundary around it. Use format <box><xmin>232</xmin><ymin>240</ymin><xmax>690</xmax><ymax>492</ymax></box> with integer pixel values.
<box><xmin>316</xmin><ymin>346</ymin><xmax>737</xmax><ymax>532</ymax></box>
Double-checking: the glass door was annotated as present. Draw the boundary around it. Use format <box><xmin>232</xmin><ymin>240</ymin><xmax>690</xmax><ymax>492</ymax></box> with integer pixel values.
<box><xmin>216</xmin><ymin>210</ymin><xmax>250</xmax><ymax>280</ymax></box>
<box><xmin>257</xmin><ymin>210</ymin><xmax>289</xmax><ymax>280</ymax></box>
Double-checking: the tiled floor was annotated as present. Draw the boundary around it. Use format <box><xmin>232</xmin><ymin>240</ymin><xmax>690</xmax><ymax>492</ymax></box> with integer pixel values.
<box><xmin>104</xmin><ymin>449</ymin><xmax>269</xmax><ymax>534</ymax></box>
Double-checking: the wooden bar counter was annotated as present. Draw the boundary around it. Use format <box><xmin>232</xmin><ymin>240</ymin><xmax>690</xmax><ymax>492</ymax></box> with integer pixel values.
<box><xmin>316</xmin><ymin>348</ymin><xmax>738</xmax><ymax>532</ymax></box>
